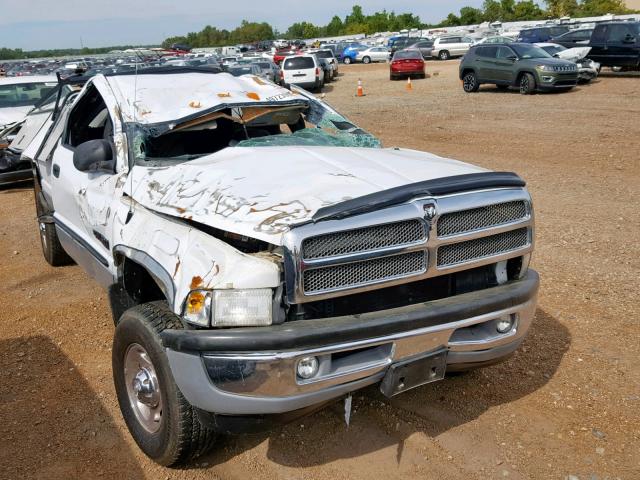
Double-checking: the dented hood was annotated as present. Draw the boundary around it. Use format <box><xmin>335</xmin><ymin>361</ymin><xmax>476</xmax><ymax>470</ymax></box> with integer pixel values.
<box><xmin>555</xmin><ymin>46</ymin><xmax>591</xmax><ymax>62</ymax></box>
<box><xmin>127</xmin><ymin>146</ymin><xmax>486</xmax><ymax>244</ymax></box>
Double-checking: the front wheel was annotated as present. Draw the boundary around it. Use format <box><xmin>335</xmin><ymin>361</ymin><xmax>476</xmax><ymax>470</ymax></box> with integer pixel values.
<box><xmin>462</xmin><ymin>71</ymin><xmax>479</xmax><ymax>92</ymax></box>
<box><xmin>113</xmin><ymin>302</ymin><xmax>216</xmax><ymax>466</ymax></box>
<box><xmin>343</xmin><ymin>57</ymin><xmax>352</xmax><ymax>65</ymax></box>
<box><xmin>519</xmin><ymin>72</ymin><xmax>536</xmax><ymax>94</ymax></box>
<box><xmin>438</xmin><ymin>50</ymin><xmax>450</xmax><ymax>61</ymax></box>
<box><xmin>362</xmin><ymin>56</ymin><xmax>371</xmax><ymax>64</ymax></box>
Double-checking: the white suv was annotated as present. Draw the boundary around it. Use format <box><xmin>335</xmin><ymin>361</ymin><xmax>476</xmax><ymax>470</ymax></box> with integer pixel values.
<box><xmin>280</xmin><ymin>54</ymin><xmax>324</xmax><ymax>92</ymax></box>
<box><xmin>432</xmin><ymin>36</ymin><xmax>474</xmax><ymax>60</ymax></box>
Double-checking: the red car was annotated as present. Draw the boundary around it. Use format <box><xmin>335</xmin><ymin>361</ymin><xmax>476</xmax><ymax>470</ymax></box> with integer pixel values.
<box><xmin>390</xmin><ymin>49</ymin><xmax>425</xmax><ymax>80</ymax></box>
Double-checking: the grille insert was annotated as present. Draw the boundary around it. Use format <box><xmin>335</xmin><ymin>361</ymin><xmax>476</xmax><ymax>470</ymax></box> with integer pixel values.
<box><xmin>302</xmin><ymin>219</ymin><xmax>426</xmax><ymax>260</ymax></box>
<box><xmin>303</xmin><ymin>251</ymin><xmax>427</xmax><ymax>294</ymax></box>
<box><xmin>437</xmin><ymin>228</ymin><xmax>529</xmax><ymax>267</ymax></box>
<box><xmin>437</xmin><ymin>201</ymin><xmax>528</xmax><ymax>237</ymax></box>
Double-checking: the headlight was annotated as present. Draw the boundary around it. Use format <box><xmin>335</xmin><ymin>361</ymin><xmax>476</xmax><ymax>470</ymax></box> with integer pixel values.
<box><xmin>536</xmin><ymin>64</ymin><xmax>553</xmax><ymax>72</ymax></box>
<box><xmin>213</xmin><ymin>289</ymin><xmax>273</xmax><ymax>327</ymax></box>
<box><xmin>183</xmin><ymin>288</ymin><xmax>273</xmax><ymax>327</ymax></box>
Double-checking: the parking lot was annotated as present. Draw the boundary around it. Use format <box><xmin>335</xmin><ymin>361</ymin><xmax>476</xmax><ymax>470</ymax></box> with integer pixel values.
<box><xmin>0</xmin><ymin>60</ymin><xmax>638</xmax><ymax>479</ymax></box>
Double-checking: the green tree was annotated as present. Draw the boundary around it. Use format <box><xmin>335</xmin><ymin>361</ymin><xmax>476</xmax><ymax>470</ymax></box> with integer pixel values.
<box><xmin>546</xmin><ymin>0</ymin><xmax>580</xmax><ymax>16</ymax></box>
<box><xmin>441</xmin><ymin>13</ymin><xmax>462</xmax><ymax>26</ymax></box>
<box><xmin>512</xmin><ymin>0</ymin><xmax>545</xmax><ymax>19</ymax></box>
<box><xmin>483</xmin><ymin>0</ymin><xmax>504</xmax><ymax>20</ymax></box>
<box><xmin>500</xmin><ymin>0</ymin><xmax>516</xmax><ymax>19</ymax></box>
<box><xmin>325</xmin><ymin>15</ymin><xmax>344</xmax><ymax>36</ymax></box>
<box><xmin>579</xmin><ymin>0</ymin><xmax>632</xmax><ymax>15</ymax></box>
<box><xmin>345</xmin><ymin>5</ymin><xmax>366</xmax><ymax>26</ymax></box>
<box><xmin>459</xmin><ymin>7</ymin><xmax>484</xmax><ymax>24</ymax></box>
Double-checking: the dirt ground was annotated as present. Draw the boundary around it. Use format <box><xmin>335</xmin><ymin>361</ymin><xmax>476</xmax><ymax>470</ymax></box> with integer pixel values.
<box><xmin>1</xmin><ymin>61</ymin><xmax>638</xmax><ymax>480</ymax></box>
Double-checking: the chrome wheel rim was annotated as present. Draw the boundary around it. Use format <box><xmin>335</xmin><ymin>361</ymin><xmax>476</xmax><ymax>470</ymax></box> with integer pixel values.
<box><xmin>520</xmin><ymin>76</ymin><xmax>529</xmax><ymax>93</ymax></box>
<box><xmin>124</xmin><ymin>343</ymin><xmax>163</xmax><ymax>433</ymax></box>
<box><xmin>463</xmin><ymin>74</ymin><xmax>475</xmax><ymax>91</ymax></box>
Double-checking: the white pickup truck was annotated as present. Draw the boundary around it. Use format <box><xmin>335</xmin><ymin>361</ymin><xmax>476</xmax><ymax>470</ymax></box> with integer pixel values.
<box><xmin>28</xmin><ymin>67</ymin><xmax>538</xmax><ymax>466</ymax></box>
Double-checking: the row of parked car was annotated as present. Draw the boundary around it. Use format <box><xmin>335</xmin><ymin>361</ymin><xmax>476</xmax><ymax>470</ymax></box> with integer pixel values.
<box><xmin>458</xmin><ymin>21</ymin><xmax>640</xmax><ymax>94</ymax></box>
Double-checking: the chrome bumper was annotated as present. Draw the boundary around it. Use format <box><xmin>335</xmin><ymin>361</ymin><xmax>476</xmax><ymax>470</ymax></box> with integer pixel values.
<box><xmin>166</xmin><ymin>272</ymin><xmax>538</xmax><ymax>415</ymax></box>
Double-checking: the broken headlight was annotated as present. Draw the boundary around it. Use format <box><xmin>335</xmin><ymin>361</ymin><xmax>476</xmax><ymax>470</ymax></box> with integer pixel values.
<box><xmin>183</xmin><ymin>289</ymin><xmax>273</xmax><ymax>327</ymax></box>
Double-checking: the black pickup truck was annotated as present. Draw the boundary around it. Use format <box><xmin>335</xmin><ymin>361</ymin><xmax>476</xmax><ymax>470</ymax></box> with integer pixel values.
<box><xmin>588</xmin><ymin>21</ymin><xmax>640</xmax><ymax>70</ymax></box>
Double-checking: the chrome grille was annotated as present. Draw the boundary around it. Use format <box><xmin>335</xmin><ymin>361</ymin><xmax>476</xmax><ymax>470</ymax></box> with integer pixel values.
<box><xmin>437</xmin><ymin>201</ymin><xmax>527</xmax><ymax>237</ymax></box>
<box><xmin>303</xmin><ymin>251</ymin><xmax>427</xmax><ymax>294</ymax></box>
<box><xmin>437</xmin><ymin>228</ymin><xmax>529</xmax><ymax>267</ymax></box>
<box><xmin>302</xmin><ymin>220</ymin><xmax>426</xmax><ymax>260</ymax></box>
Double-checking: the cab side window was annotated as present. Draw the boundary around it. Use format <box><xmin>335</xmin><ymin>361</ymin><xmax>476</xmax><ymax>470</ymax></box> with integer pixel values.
<box><xmin>496</xmin><ymin>46</ymin><xmax>514</xmax><ymax>59</ymax></box>
<box><xmin>592</xmin><ymin>26</ymin><xmax>608</xmax><ymax>43</ymax></box>
<box><xmin>65</xmin><ymin>85</ymin><xmax>113</xmax><ymax>148</ymax></box>
<box><xmin>607</xmin><ymin>24</ymin><xmax>636</xmax><ymax>43</ymax></box>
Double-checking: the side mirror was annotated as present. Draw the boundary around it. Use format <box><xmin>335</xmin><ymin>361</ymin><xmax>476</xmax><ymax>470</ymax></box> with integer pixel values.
<box><xmin>73</xmin><ymin>139</ymin><xmax>113</xmax><ymax>172</ymax></box>
<box><xmin>623</xmin><ymin>35</ymin><xmax>636</xmax><ymax>44</ymax></box>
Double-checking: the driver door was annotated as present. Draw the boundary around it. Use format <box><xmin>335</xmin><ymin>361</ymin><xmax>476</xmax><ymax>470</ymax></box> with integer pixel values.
<box><xmin>49</xmin><ymin>80</ymin><xmax>127</xmax><ymax>286</ymax></box>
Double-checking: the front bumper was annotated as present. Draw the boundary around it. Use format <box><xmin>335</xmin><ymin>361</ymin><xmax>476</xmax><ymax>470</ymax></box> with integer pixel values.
<box><xmin>536</xmin><ymin>72</ymin><xmax>578</xmax><ymax>90</ymax></box>
<box><xmin>163</xmin><ymin>270</ymin><xmax>539</xmax><ymax>415</ymax></box>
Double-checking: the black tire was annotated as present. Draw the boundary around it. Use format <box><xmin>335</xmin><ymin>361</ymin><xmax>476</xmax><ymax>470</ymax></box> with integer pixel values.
<box><xmin>496</xmin><ymin>84</ymin><xmax>509</xmax><ymax>90</ymax></box>
<box><xmin>113</xmin><ymin>302</ymin><xmax>216</xmax><ymax>466</ymax></box>
<box><xmin>462</xmin><ymin>71</ymin><xmax>480</xmax><ymax>93</ymax></box>
<box><xmin>438</xmin><ymin>50</ymin><xmax>450</xmax><ymax>61</ymax></box>
<box><xmin>362</xmin><ymin>56</ymin><xmax>371</xmax><ymax>64</ymax></box>
<box><xmin>34</xmin><ymin>190</ymin><xmax>73</xmax><ymax>267</ymax></box>
<box><xmin>343</xmin><ymin>57</ymin><xmax>352</xmax><ymax>65</ymax></box>
<box><xmin>519</xmin><ymin>72</ymin><xmax>536</xmax><ymax>94</ymax></box>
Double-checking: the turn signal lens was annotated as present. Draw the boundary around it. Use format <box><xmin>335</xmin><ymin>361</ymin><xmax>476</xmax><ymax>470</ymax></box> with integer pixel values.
<box><xmin>184</xmin><ymin>290</ymin><xmax>212</xmax><ymax>327</ymax></box>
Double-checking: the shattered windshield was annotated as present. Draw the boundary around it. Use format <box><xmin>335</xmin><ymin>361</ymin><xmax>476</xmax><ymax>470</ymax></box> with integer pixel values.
<box><xmin>127</xmin><ymin>89</ymin><xmax>381</xmax><ymax>165</ymax></box>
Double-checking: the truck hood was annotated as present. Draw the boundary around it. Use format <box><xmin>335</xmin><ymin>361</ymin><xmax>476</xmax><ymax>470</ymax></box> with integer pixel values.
<box><xmin>127</xmin><ymin>146</ymin><xmax>486</xmax><ymax>245</ymax></box>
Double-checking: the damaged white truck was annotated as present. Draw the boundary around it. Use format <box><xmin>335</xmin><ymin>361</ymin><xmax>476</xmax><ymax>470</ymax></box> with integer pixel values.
<box><xmin>29</xmin><ymin>67</ymin><xmax>539</xmax><ymax>466</ymax></box>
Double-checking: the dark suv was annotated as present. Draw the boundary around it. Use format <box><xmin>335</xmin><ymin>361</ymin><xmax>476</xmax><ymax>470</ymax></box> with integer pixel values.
<box><xmin>588</xmin><ymin>21</ymin><xmax>640</xmax><ymax>70</ymax></box>
<box><xmin>459</xmin><ymin>43</ymin><xmax>578</xmax><ymax>94</ymax></box>
<box><xmin>517</xmin><ymin>26</ymin><xmax>570</xmax><ymax>43</ymax></box>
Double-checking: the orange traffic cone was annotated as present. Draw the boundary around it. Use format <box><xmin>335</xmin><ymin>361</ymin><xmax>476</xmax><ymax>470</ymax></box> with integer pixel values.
<box><xmin>406</xmin><ymin>77</ymin><xmax>413</xmax><ymax>91</ymax></box>
<box><xmin>356</xmin><ymin>79</ymin><xmax>364</xmax><ymax>97</ymax></box>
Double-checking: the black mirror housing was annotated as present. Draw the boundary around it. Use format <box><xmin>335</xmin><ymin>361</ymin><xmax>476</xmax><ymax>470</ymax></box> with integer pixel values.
<box><xmin>73</xmin><ymin>139</ymin><xmax>113</xmax><ymax>172</ymax></box>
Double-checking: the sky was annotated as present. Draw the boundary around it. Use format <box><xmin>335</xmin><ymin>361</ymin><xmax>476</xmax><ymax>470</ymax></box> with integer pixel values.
<box><xmin>0</xmin><ymin>0</ymin><xmax>486</xmax><ymax>50</ymax></box>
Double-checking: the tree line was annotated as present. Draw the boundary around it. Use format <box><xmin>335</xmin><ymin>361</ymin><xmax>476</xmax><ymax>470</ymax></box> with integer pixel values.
<box><xmin>1</xmin><ymin>1</ymin><xmax>637</xmax><ymax>60</ymax></box>
<box><xmin>161</xmin><ymin>1</ymin><xmax>635</xmax><ymax>47</ymax></box>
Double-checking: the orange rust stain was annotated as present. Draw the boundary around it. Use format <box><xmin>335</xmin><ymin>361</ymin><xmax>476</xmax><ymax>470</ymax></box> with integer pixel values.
<box><xmin>173</xmin><ymin>259</ymin><xmax>181</xmax><ymax>277</ymax></box>
<box><xmin>246</xmin><ymin>92</ymin><xmax>260</xmax><ymax>100</ymax></box>
<box><xmin>217</xmin><ymin>92</ymin><xmax>232</xmax><ymax>98</ymax></box>
<box><xmin>189</xmin><ymin>100</ymin><xmax>202</xmax><ymax>108</ymax></box>
<box><xmin>190</xmin><ymin>276</ymin><xmax>203</xmax><ymax>289</ymax></box>
<box><xmin>253</xmin><ymin>76</ymin><xmax>267</xmax><ymax>86</ymax></box>
<box><xmin>175</xmin><ymin>206</ymin><xmax>187</xmax><ymax>214</ymax></box>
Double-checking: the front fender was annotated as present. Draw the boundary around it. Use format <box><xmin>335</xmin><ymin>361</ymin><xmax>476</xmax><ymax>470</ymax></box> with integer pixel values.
<box><xmin>113</xmin><ymin>202</ymin><xmax>281</xmax><ymax>314</ymax></box>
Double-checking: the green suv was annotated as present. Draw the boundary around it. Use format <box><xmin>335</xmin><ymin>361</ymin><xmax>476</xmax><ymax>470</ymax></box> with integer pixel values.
<box><xmin>459</xmin><ymin>43</ymin><xmax>579</xmax><ymax>94</ymax></box>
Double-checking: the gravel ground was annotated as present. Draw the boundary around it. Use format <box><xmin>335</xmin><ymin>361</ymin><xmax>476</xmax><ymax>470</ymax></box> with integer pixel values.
<box><xmin>0</xmin><ymin>61</ymin><xmax>638</xmax><ymax>480</ymax></box>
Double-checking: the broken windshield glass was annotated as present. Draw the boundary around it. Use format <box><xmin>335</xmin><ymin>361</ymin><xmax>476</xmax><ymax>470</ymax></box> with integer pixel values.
<box><xmin>127</xmin><ymin>88</ymin><xmax>380</xmax><ymax>165</ymax></box>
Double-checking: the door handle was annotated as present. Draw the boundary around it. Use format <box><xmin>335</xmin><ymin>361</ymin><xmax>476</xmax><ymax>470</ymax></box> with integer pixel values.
<box><xmin>53</xmin><ymin>164</ymin><xmax>60</xmax><ymax>177</ymax></box>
